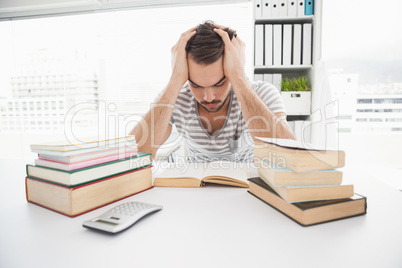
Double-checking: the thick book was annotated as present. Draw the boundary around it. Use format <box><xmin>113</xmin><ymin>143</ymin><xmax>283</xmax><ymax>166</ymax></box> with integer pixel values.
<box><xmin>154</xmin><ymin>161</ymin><xmax>249</xmax><ymax>188</ymax></box>
<box><xmin>248</xmin><ymin>177</ymin><xmax>367</xmax><ymax>226</ymax></box>
<box><xmin>26</xmin><ymin>166</ymin><xmax>153</xmax><ymax>217</ymax></box>
<box><xmin>26</xmin><ymin>152</ymin><xmax>151</xmax><ymax>187</ymax></box>
<box><xmin>35</xmin><ymin>151</ymin><xmax>138</xmax><ymax>171</ymax></box>
<box><xmin>263</xmin><ymin>178</ymin><xmax>354</xmax><ymax>203</ymax></box>
<box><xmin>30</xmin><ymin>135</ymin><xmax>136</xmax><ymax>152</ymax></box>
<box><xmin>254</xmin><ymin>137</ymin><xmax>345</xmax><ymax>172</ymax></box>
<box><xmin>255</xmin><ymin>159</ymin><xmax>343</xmax><ymax>186</ymax></box>
<box><xmin>38</xmin><ymin>147</ymin><xmax>137</xmax><ymax>164</ymax></box>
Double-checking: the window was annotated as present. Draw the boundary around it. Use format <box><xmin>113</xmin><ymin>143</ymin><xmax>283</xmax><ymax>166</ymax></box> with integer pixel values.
<box><xmin>0</xmin><ymin>2</ymin><xmax>252</xmax><ymax>158</ymax></box>
<box><xmin>358</xmin><ymin>99</ymin><xmax>372</xmax><ymax>104</ymax></box>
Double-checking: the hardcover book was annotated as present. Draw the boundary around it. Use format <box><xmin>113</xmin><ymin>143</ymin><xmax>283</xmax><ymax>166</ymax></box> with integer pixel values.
<box><xmin>248</xmin><ymin>177</ymin><xmax>366</xmax><ymax>226</ymax></box>
<box><xmin>254</xmin><ymin>137</ymin><xmax>345</xmax><ymax>172</ymax></box>
<box><xmin>35</xmin><ymin>151</ymin><xmax>138</xmax><ymax>171</ymax></box>
<box><xmin>26</xmin><ymin>152</ymin><xmax>151</xmax><ymax>187</ymax></box>
<box><xmin>255</xmin><ymin>159</ymin><xmax>343</xmax><ymax>186</ymax></box>
<box><xmin>26</xmin><ymin>166</ymin><xmax>153</xmax><ymax>217</ymax></box>
<box><xmin>38</xmin><ymin>147</ymin><xmax>137</xmax><ymax>164</ymax></box>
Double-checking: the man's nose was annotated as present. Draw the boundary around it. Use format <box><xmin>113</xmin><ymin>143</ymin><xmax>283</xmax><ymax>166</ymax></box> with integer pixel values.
<box><xmin>204</xmin><ymin>88</ymin><xmax>215</xmax><ymax>103</ymax></box>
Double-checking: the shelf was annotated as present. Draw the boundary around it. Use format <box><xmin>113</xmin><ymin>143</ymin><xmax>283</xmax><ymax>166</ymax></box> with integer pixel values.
<box><xmin>254</xmin><ymin>65</ymin><xmax>312</xmax><ymax>73</ymax></box>
<box><xmin>255</xmin><ymin>15</ymin><xmax>314</xmax><ymax>24</ymax></box>
<box><xmin>286</xmin><ymin>115</ymin><xmax>311</xmax><ymax>120</ymax></box>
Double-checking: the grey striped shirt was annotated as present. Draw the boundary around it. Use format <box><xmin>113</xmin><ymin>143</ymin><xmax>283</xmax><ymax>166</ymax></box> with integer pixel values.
<box><xmin>170</xmin><ymin>80</ymin><xmax>286</xmax><ymax>162</ymax></box>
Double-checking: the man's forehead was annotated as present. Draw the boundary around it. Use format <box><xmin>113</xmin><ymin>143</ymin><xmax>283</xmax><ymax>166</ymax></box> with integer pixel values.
<box><xmin>188</xmin><ymin>75</ymin><xmax>226</xmax><ymax>88</ymax></box>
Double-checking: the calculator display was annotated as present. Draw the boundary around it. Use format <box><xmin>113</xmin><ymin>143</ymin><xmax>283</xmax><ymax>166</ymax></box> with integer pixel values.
<box><xmin>95</xmin><ymin>219</ymin><xmax>118</xmax><ymax>226</ymax></box>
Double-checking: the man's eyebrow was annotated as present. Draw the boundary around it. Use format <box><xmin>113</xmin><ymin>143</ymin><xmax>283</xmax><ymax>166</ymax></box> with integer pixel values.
<box><xmin>188</xmin><ymin>76</ymin><xmax>226</xmax><ymax>88</ymax></box>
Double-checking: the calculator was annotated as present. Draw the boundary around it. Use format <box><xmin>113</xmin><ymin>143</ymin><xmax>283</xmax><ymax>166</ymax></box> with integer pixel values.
<box><xmin>83</xmin><ymin>201</ymin><xmax>163</xmax><ymax>233</ymax></box>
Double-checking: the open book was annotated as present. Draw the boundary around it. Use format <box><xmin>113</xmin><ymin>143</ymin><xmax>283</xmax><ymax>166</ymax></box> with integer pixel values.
<box><xmin>153</xmin><ymin>161</ymin><xmax>250</xmax><ymax>188</ymax></box>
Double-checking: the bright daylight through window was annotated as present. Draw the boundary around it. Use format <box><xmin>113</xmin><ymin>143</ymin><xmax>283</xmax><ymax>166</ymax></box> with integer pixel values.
<box><xmin>0</xmin><ymin>2</ymin><xmax>253</xmax><ymax>158</ymax></box>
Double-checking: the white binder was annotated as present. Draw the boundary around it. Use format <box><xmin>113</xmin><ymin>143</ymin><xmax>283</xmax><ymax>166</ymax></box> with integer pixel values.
<box><xmin>271</xmin><ymin>0</ymin><xmax>279</xmax><ymax>17</ymax></box>
<box><xmin>292</xmin><ymin>24</ymin><xmax>302</xmax><ymax>65</ymax></box>
<box><xmin>282</xmin><ymin>24</ymin><xmax>292</xmax><ymax>66</ymax></box>
<box><xmin>255</xmin><ymin>24</ymin><xmax>264</xmax><ymax>66</ymax></box>
<box><xmin>254</xmin><ymin>74</ymin><xmax>263</xmax><ymax>81</ymax></box>
<box><xmin>288</xmin><ymin>0</ymin><xmax>297</xmax><ymax>17</ymax></box>
<box><xmin>273</xmin><ymin>24</ymin><xmax>282</xmax><ymax>66</ymax></box>
<box><xmin>264</xmin><ymin>24</ymin><xmax>273</xmax><ymax>66</ymax></box>
<box><xmin>262</xmin><ymin>0</ymin><xmax>272</xmax><ymax>18</ymax></box>
<box><xmin>302</xmin><ymin>23</ymin><xmax>312</xmax><ymax>65</ymax></box>
<box><xmin>272</xmin><ymin>73</ymin><xmax>282</xmax><ymax>91</ymax></box>
<box><xmin>297</xmin><ymin>0</ymin><xmax>305</xmax><ymax>17</ymax></box>
<box><xmin>278</xmin><ymin>0</ymin><xmax>287</xmax><ymax>17</ymax></box>
<box><xmin>255</xmin><ymin>0</ymin><xmax>263</xmax><ymax>19</ymax></box>
<box><xmin>263</xmin><ymin>73</ymin><xmax>273</xmax><ymax>84</ymax></box>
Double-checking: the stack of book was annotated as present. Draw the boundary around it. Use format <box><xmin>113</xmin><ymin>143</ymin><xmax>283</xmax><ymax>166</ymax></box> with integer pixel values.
<box><xmin>249</xmin><ymin>137</ymin><xmax>367</xmax><ymax>226</ymax></box>
<box><xmin>25</xmin><ymin>135</ymin><xmax>152</xmax><ymax>217</ymax></box>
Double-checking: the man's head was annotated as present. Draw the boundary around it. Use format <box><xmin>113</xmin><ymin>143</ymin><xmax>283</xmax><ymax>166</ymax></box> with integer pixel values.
<box><xmin>185</xmin><ymin>21</ymin><xmax>237</xmax><ymax>113</ymax></box>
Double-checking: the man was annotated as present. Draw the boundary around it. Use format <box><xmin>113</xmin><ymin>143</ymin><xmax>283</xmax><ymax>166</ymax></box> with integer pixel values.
<box><xmin>130</xmin><ymin>21</ymin><xmax>295</xmax><ymax>162</ymax></box>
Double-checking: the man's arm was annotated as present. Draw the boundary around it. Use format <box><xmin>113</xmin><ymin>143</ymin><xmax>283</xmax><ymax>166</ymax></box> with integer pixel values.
<box><xmin>213</xmin><ymin>26</ymin><xmax>295</xmax><ymax>140</ymax></box>
<box><xmin>229</xmin><ymin>77</ymin><xmax>295</xmax><ymax>139</ymax></box>
<box><xmin>129</xmin><ymin>27</ymin><xmax>197</xmax><ymax>159</ymax></box>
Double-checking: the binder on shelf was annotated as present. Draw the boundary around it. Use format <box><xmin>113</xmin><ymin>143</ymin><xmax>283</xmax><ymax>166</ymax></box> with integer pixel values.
<box><xmin>278</xmin><ymin>0</ymin><xmax>287</xmax><ymax>17</ymax></box>
<box><xmin>288</xmin><ymin>0</ymin><xmax>297</xmax><ymax>17</ymax></box>
<box><xmin>292</xmin><ymin>24</ymin><xmax>302</xmax><ymax>65</ymax></box>
<box><xmin>305</xmin><ymin>0</ymin><xmax>313</xmax><ymax>15</ymax></box>
<box><xmin>264</xmin><ymin>24</ymin><xmax>273</xmax><ymax>66</ymax></box>
<box><xmin>262</xmin><ymin>0</ymin><xmax>272</xmax><ymax>18</ymax></box>
<box><xmin>273</xmin><ymin>24</ymin><xmax>282</xmax><ymax>66</ymax></box>
<box><xmin>271</xmin><ymin>0</ymin><xmax>279</xmax><ymax>17</ymax></box>
<box><xmin>272</xmin><ymin>73</ymin><xmax>282</xmax><ymax>91</ymax></box>
<box><xmin>297</xmin><ymin>0</ymin><xmax>305</xmax><ymax>17</ymax></box>
<box><xmin>254</xmin><ymin>74</ymin><xmax>263</xmax><ymax>81</ymax></box>
<box><xmin>302</xmin><ymin>23</ymin><xmax>312</xmax><ymax>65</ymax></box>
<box><xmin>255</xmin><ymin>24</ymin><xmax>264</xmax><ymax>66</ymax></box>
<box><xmin>282</xmin><ymin>24</ymin><xmax>292</xmax><ymax>66</ymax></box>
<box><xmin>263</xmin><ymin>73</ymin><xmax>273</xmax><ymax>84</ymax></box>
<box><xmin>288</xmin><ymin>120</ymin><xmax>295</xmax><ymax>133</ymax></box>
<box><xmin>255</xmin><ymin>0</ymin><xmax>263</xmax><ymax>19</ymax></box>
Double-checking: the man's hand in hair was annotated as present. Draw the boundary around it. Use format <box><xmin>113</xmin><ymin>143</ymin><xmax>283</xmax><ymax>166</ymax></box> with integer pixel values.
<box><xmin>213</xmin><ymin>24</ymin><xmax>247</xmax><ymax>86</ymax></box>
<box><xmin>170</xmin><ymin>26</ymin><xmax>197</xmax><ymax>88</ymax></box>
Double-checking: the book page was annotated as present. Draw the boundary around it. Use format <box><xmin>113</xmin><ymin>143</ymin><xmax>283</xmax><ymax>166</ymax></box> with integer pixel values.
<box><xmin>156</xmin><ymin>162</ymin><xmax>206</xmax><ymax>180</ymax></box>
<box><xmin>203</xmin><ymin>161</ymin><xmax>250</xmax><ymax>183</ymax></box>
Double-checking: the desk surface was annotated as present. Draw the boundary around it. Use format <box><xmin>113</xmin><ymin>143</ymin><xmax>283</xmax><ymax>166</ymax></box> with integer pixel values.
<box><xmin>1</xmin><ymin>159</ymin><xmax>402</xmax><ymax>268</ymax></box>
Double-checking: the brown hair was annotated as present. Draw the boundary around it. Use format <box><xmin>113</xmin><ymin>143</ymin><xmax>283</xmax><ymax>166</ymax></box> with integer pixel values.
<box><xmin>186</xmin><ymin>20</ymin><xmax>237</xmax><ymax>65</ymax></box>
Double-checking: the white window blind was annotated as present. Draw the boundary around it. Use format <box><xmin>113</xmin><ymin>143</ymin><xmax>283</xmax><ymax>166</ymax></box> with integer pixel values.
<box><xmin>0</xmin><ymin>0</ymin><xmax>249</xmax><ymax>20</ymax></box>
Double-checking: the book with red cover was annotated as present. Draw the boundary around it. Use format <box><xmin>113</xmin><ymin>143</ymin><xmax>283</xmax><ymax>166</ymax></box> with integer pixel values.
<box><xmin>26</xmin><ymin>166</ymin><xmax>153</xmax><ymax>217</ymax></box>
<box><xmin>35</xmin><ymin>151</ymin><xmax>138</xmax><ymax>171</ymax></box>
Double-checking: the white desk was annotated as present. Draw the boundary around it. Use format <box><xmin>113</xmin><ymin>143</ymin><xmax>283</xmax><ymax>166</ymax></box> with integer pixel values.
<box><xmin>1</xmin><ymin>158</ymin><xmax>402</xmax><ymax>268</ymax></box>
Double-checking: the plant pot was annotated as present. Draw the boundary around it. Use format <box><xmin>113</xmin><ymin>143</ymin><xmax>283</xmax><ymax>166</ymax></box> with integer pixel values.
<box><xmin>281</xmin><ymin>91</ymin><xmax>311</xmax><ymax>116</ymax></box>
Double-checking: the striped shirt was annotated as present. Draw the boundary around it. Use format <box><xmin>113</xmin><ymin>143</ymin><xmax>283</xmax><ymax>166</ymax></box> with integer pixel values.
<box><xmin>170</xmin><ymin>80</ymin><xmax>286</xmax><ymax>162</ymax></box>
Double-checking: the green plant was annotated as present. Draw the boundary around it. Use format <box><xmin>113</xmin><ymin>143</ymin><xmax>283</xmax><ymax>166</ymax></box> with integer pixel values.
<box><xmin>281</xmin><ymin>76</ymin><xmax>311</xmax><ymax>92</ymax></box>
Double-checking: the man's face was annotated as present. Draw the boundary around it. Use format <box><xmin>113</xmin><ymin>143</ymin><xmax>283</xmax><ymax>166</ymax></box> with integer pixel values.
<box><xmin>187</xmin><ymin>56</ymin><xmax>231</xmax><ymax>113</ymax></box>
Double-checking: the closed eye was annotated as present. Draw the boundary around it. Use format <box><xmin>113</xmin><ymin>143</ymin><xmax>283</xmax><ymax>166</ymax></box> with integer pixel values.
<box><xmin>214</xmin><ymin>83</ymin><xmax>225</xmax><ymax>87</ymax></box>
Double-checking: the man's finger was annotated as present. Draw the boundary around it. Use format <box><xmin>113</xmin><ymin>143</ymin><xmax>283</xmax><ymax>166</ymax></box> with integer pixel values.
<box><xmin>236</xmin><ymin>35</ymin><xmax>244</xmax><ymax>45</ymax></box>
<box><xmin>181</xmin><ymin>26</ymin><xmax>197</xmax><ymax>37</ymax></box>
<box><xmin>212</xmin><ymin>23</ymin><xmax>226</xmax><ymax>30</ymax></box>
<box><xmin>213</xmin><ymin>28</ymin><xmax>231</xmax><ymax>45</ymax></box>
<box><xmin>177</xmin><ymin>30</ymin><xmax>196</xmax><ymax>50</ymax></box>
